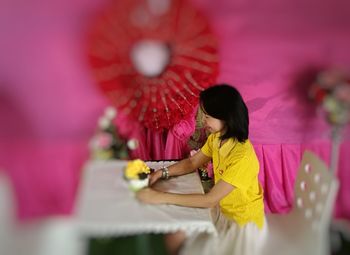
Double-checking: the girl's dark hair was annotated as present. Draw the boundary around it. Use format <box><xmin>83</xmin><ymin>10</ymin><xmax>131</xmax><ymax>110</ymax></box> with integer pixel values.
<box><xmin>199</xmin><ymin>84</ymin><xmax>249</xmax><ymax>143</ymax></box>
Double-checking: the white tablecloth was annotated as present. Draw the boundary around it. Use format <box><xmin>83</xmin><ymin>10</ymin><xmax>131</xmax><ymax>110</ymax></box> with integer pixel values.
<box><xmin>75</xmin><ymin>160</ymin><xmax>216</xmax><ymax>237</ymax></box>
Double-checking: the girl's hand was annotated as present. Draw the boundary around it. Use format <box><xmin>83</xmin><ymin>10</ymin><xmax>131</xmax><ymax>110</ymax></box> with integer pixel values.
<box><xmin>136</xmin><ymin>188</ymin><xmax>164</xmax><ymax>204</ymax></box>
<box><xmin>149</xmin><ymin>170</ymin><xmax>162</xmax><ymax>186</ymax></box>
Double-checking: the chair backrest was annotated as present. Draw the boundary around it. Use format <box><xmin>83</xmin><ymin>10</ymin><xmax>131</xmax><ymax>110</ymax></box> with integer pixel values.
<box><xmin>292</xmin><ymin>150</ymin><xmax>339</xmax><ymax>233</ymax></box>
<box><xmin>0</xmin><ymin>170</ymin><xmax>15</xmax><ymax>253</ymax></box>
<box><xmin>0</xmin><ymin>170</ymin><xmax>15</xmax><ymax>223</ymax></box>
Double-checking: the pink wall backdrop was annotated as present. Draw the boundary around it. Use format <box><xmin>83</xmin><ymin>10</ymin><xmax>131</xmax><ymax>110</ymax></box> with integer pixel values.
<box><xmin>0</xmin><ymin>0</ymin><xmax>349</xmax><ymax>220</ymax></box>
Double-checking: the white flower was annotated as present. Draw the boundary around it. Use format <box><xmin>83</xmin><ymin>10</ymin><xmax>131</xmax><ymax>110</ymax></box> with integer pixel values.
<box><xmin>127</xmin><ymin>139</ymin><xmax>139</xmax><ymax>150</ymax></box>
<box><xmin>98</xmin><ymin>116</ymin><xmax>110</xmax><ymax>130</ymax></box>
<box><xmin>323</xmin><ymin>96</ymin><xmax>341</xmax><ymax>112</ymax></box>
<box><xmin>104</xmin><ymin>106</ymin><xmax>117</xmax><ymax>120</ymax></box>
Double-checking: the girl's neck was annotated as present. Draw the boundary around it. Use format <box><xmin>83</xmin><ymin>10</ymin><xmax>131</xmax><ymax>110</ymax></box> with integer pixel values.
<box><xmin>219</xmin><ymin>139</ymin><xmax>227</xmax><ymax>148</ymax></box>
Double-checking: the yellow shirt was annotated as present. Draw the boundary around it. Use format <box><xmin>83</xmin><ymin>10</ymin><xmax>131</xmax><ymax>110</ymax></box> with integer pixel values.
<box><xmin>201</xmin><ymin>132</ymin><xmax>265</xmax><ymax>229</ymax></box>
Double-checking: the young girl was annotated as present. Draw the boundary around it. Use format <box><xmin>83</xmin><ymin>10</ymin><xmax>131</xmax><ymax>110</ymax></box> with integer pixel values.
<box><xmin>136</xmin><ymin>84</ymin><xmax>267</xmax><ymax>255</ymax></box>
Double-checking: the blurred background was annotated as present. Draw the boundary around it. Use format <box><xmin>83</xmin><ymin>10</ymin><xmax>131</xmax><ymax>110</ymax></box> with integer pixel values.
<box><xmin>0</xmin><ymin>0</ymin><xmax>349</xmax><ymax>254</ymax></box>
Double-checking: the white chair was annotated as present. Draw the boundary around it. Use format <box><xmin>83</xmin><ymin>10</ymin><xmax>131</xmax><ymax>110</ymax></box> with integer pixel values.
<box><xmin>0</xmin><ymin>170</ymin><xmax>16</xmax><ymax>254</ymax></box>
<box><xmin>0</xmin><ymin>171</ymin><xmax>85</xmax><ymax>255</ymax></box>
<box><xmin>262</xmin><ymin>150</ymin><xmax>339</xmax><ymax>255</ymax></box>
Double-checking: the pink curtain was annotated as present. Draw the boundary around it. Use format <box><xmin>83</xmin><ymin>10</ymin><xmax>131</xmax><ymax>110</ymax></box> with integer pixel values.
<box><xmin>255</xmin><ymin>142</ymin><xmax>350</xmax><ymax>218</ymax></box>
<box><xmin>115</xmin><ymin>108</ymin><xmax>197</xmax><ymax>161</ymax></box>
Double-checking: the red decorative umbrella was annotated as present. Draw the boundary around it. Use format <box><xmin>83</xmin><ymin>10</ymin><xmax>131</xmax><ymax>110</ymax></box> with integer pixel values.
<box><xmin>88</xmin><ymin>0</ymin><xmax>219</xmax><ymax>130</ymax></box>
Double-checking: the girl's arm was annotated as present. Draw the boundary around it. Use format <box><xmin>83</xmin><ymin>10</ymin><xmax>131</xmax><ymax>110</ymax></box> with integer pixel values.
<box><xmin>149</xmin><ymin>151</ymin><xmax>211</xmax><ymax>185</ymax></box>
<box><xmin>137</xmin><ymin>180</ymin><xmax>235</xmax><ymax>208</ymax></box>
<box><xmin>167</xmin><ymin>150</ymin><xmax>211</xmax><ymax>176</ymax></box>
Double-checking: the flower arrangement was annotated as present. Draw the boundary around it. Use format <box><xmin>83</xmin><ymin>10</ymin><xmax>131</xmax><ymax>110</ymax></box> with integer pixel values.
<box><xmin>188</xmin><ymin>109</ymin><xmax>213</xmax><ymax>182</ymax></box>
<box><xmin>308</xmin><ymin>69</ymin><xmax>350</xmax><ymax>174</ymax></box>
<box><xmin>308</xmin><ymin>69</ymin><xmax>350</xmax><ymax>126</ymax></box>
<box><xmin>89</xmin><ymin>106</ymin><xmax>138</xmax><ymax>160</ymax></box>
<box><xmin>124</xmin><ymin>159</ymin><xmax>151</xmax><ymax>180</ymax></box>
<box><xmin>124</xmin><ymin>159</ymin><xmax>154</xmax><ymax>192</ymax></box>
<box><xmin>191</xmin><ymin>150</ymin><xmax>212</xmax><ymax>177</ymax></box>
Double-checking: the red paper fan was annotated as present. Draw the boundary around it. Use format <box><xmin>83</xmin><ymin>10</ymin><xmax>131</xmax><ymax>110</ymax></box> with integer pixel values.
<box><xmin>88</xmin><ymin>0</ymin><xmax>219</xmax><ymax>130</ymax></box>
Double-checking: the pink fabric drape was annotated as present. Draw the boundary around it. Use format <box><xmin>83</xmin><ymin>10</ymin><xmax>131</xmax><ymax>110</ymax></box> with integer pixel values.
<box><xmin>256</xmin><ymin>142</ymin><xmax>350</xmax><ymax>219</ymax></box>
<box><xmin>0</xmin><ymin>140</ymin><xmax>87</xmax><ymax>219</ymax></box>
<box><xmin>116</xmin><ymin>108</ymin><xmax>197</xmax><ymax>160</ymax></box>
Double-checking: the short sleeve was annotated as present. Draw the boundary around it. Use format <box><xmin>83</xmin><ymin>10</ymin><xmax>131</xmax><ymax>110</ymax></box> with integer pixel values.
<box><xmin>221</xmin><ymin>156</ymin><xmax>257</xmax><ymax>190</ymax></box>
<box><xmin>200</xmin><ymin>134</ymin><xmax>214</xmax><ymax>158</ymax></box>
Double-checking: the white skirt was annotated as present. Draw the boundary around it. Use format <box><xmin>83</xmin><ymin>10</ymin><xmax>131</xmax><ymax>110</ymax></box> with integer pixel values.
<box><xmin>180</xmin><ymin>207</ymin><xmax>268</xmax><ymax>255</ymax></box>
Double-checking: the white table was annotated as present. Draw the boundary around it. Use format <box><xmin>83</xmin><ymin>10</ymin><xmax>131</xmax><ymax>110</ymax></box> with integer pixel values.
<box><xmin>75</xmin><ymin>160</ymin><xmax>216</xmax><ymax>237</ymax></box>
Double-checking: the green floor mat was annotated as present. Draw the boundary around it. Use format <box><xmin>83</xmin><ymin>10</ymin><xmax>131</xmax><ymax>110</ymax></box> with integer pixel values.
<box><xmin>88</xmin><ymin>234</ymin><xmax>168</xmax><ymax>255</ymax></box>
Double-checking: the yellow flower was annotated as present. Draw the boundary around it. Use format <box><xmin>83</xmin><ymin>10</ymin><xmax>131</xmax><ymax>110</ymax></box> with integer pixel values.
<box><xmin>124</xmin><ymin>159</ymin><xmax>150</xmax><ymax>179</ymax></box>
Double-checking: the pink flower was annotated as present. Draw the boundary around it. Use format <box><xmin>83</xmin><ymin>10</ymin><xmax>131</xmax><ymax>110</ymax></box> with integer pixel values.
<box><xmin>206</xmin><ymin>162</ymin><xmax>213</xmax><ymax>178</ymax></box>
<box><xmin>334</xmin><ymin>84</ymin><xmax>350</xmax><ymax>103</ymax></box>
<box><xmin>96</xmin><ymin>133</ymin><xmax>113</xmax><ymax>149</ymax></box>
<box><xmin>317</xmin><ymin>69</ymin><xmax>345</xmax><ymax>88</ymax></box>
